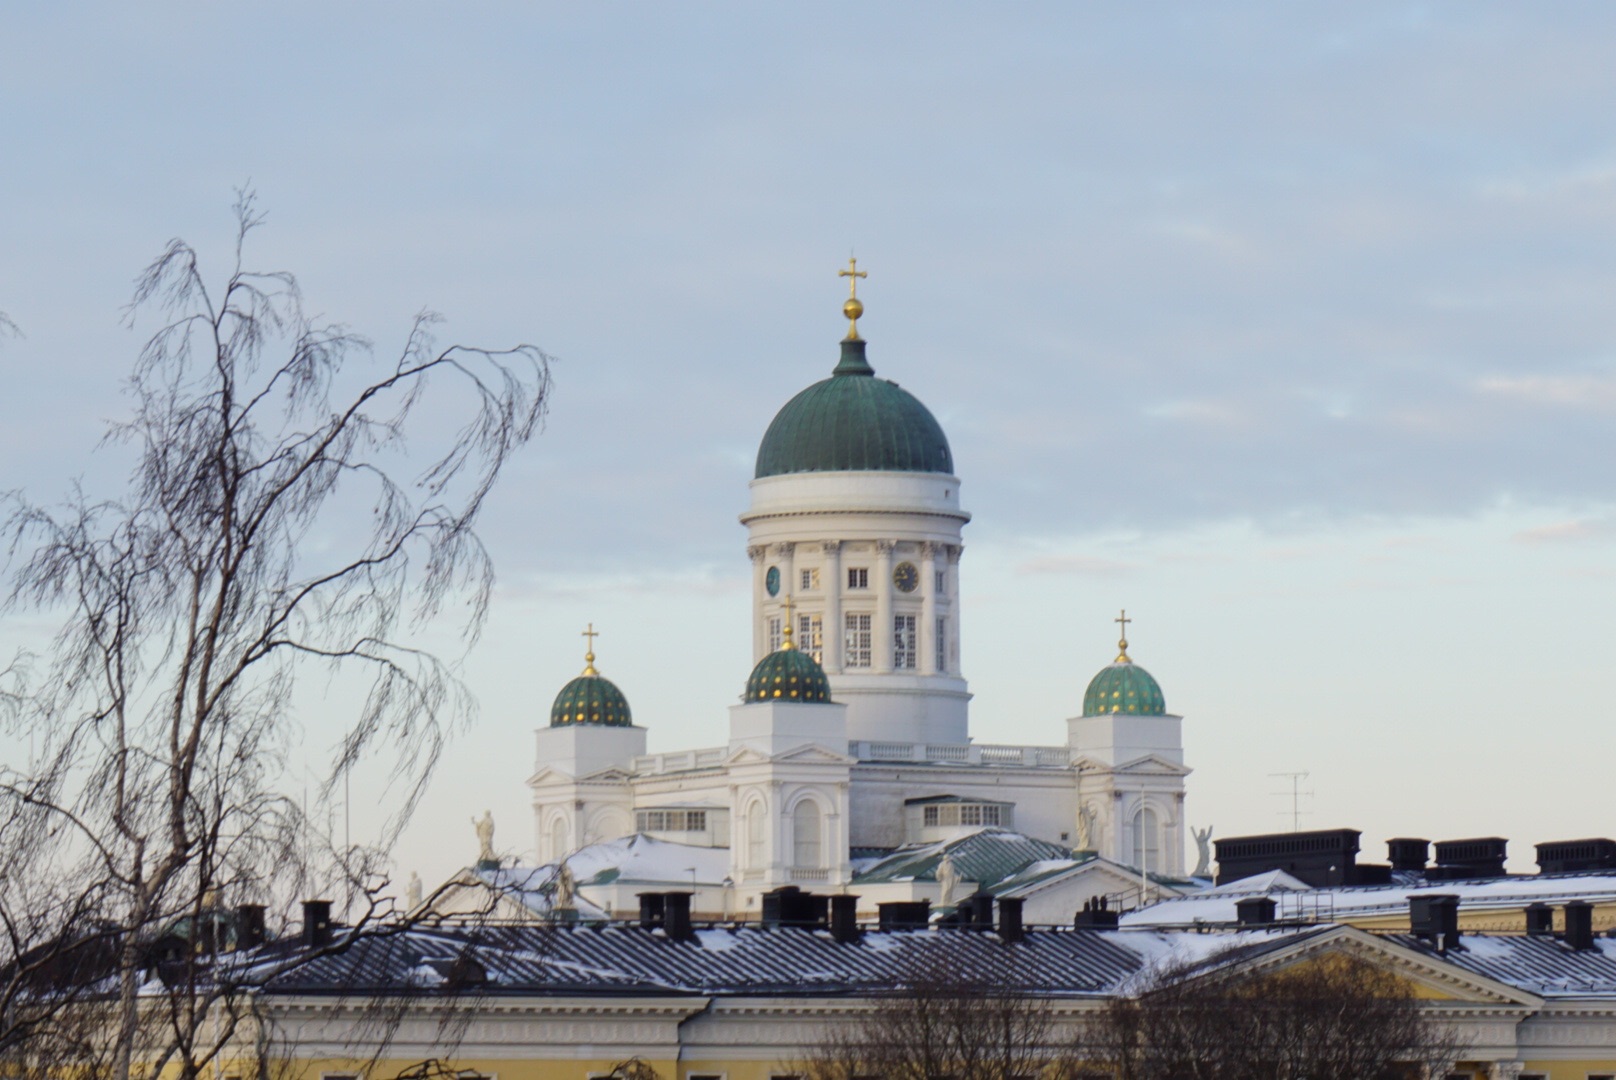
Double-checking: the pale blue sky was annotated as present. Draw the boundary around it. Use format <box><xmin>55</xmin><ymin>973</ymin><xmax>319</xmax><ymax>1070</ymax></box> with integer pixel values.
<box><xmin>4</xmin><ymin>4</ymin><xmax>1616</xmax><ymax>885</ymax></box>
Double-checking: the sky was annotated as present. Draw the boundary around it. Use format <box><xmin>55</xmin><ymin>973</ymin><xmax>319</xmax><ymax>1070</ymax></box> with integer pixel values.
<box><xmin>4</xmin><ymin>4</ymin><xmax>1616</xmax><ymax>888</ymax></box>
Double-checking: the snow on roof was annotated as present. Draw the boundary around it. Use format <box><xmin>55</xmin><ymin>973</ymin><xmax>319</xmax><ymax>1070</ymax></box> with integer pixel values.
<box><xmin>1126</xmin><ymin>869</ymin><xmax>1616</xmax><ymax>928</ymax></box>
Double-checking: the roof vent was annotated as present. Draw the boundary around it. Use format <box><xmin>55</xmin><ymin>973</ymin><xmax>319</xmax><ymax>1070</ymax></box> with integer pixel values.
<box><xmin>762</xmin><ymin>886</ymin><xmax>829</xmax><ymax>929</ymax></box>
<box><xmin>997</xmin><ymin>896</ymin><xmax>1025</xmax><ymax>944</ymax></box>
<box><xmin>1525</xmin><ymin>902</ymin><xmax>1554</xmax><ymax>937</ymax></box>
<box><xmin>1428</xmin><ymin>838</ymin><xmax>1506</xmax><ymax>880</ymax></box>
<box><xmin>1565</xmin><ymin>900</ymin><xmax>1595</xmax><ymax>951</ymax></box>
<box><xmin>1387</xmin><ymin>838</ymin><xmax>1429</xmax><ymax>873</ymax></box>
<box><xmin>638</xmin><ymin>892</ymin><xmax>666</xmax><ymax>930</ymax></box>
<box><xmin>1236</xmin><ymin>896</ymin><xmax>1277</xmax><ymax>927</ymax></box>
<box><xmin>1535</xmin><ymin>838</ymin><xmax>1616</xmax><ymax>875</ymax></box>
<box><xmin>877</xmin><ymin>901</ymin><xmax>930</xmax><ymax>932</ymax></box>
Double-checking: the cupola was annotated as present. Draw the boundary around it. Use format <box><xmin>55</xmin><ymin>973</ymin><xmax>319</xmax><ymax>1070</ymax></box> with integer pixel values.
<box><xmin>550</xmin><ymin>624</ymin><xmax>633</xmax><ymax>727</ymax></box>
<box><xmin>744</xmin><ymin>614</ymin><xmax>832</xmax><ymax>704</ymax></box>
<box><xmin>1081</xmin><ymin>610</ymin><xmax>1166</xmax><ymax>717</ymax></box>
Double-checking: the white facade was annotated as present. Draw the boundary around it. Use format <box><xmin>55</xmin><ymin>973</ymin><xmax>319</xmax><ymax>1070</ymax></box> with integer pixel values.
<box><xmin>527</xmin><ymin>333</ymin><xmax>1192</xmax><ymax>917</ymax></box>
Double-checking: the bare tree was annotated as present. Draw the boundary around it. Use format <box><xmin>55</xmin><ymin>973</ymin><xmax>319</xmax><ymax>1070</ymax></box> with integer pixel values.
<box><xmin>1083</xmin><ymin>948</ymin><xmax>1465</xmax><ymax>1080</ymax></box>
<box><xmin>0</xmin><ymin>191</ymin><xmax>550</xmax><ymax>1080</ymax></box>
<box><xmin>800</xmin><ymin>951</ymin><xmax>1063</xmax><ymax>1080</ymax></box>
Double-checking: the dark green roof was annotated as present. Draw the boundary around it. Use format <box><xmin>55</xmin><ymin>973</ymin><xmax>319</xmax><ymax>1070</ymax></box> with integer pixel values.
<box><xmin>1082</xmin><ymin>656</ymin><xmax>1166</xmax><ymax>716</ymax></box>
<box><xmin>853</xmin><ymin>828</ymin><xmax>1073</xmax><ymax>889</ymax></box>
<box><xmin>744</xmin><ymin>645</ymin><xmax>832</xmax><ymax>704</ymax></box>
<box><xmin>754</xmin><ymin>340</ymin><xmax>954</xmax><ymax>479</ymax></box>
<box><xmin>551</xmin><ymin>671</ymin><xmax>633</xmax><ymax>727</ymax></box>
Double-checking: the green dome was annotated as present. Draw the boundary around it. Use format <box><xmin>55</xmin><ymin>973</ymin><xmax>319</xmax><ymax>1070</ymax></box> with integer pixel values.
<box><xmin>1082</xmin><ymin>648</ymin><xmax>1166</xmax><ymax>717</ymax></box>
<box><xmin>551</xmin><ymin>662</ymin><xmax>633</xmax><ymax>727</ymax></box>
<box><xmin>745</xmin><ymin>643</ymin><xmax>832</xmax><ymax>704</ymax></box>
<box><xmin>754</xmin><ymin>340</ymin><xmax>954</xmax><ymax>479</ymax></box>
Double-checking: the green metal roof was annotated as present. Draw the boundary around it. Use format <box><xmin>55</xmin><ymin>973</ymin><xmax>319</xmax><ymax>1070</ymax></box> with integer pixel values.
<box><xmin>1082</xmin><ymin>659</ymin><xmax>1166</xmax><ymax>717</ymax></box>
<box><xmin>852</xmin><ymin>828</ymin><xmax>1073</xmax><ymax>889</ymax></box>
<box><xmin>754</xmin><ymin>340</ymin><xmax>954</xmax><ymax>479</ymax></box>
<box><xmin>550</xmin><ymin>672</ymin><xmax>633</xmax><ymax>727</ymax></box>
<box><xmin>745</xmin><ymin>645</ymin><xmax>832</xmax><ymax>704</ymax></box>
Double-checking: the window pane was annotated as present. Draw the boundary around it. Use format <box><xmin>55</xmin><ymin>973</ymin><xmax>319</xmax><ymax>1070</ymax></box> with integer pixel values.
<box><xmin>893</xmin><ymin>614</ymin><xmax>917</xmax><ymax>669</ymax></box>
<box><xmin>767</xmin><ymin>616</ymin><xmax>782</xmax><ymax>653</ymax></box>
<box><xmin>799</xmin><ymin>614</ymin><xmax>823</xmax><ymax>663</ymax></box>
<box><xmin>844</xmin><ymin>613</ymin><xmax>872</xmax><ymax>668</ymax></box>
<box><xmin>936</xmin><ymin>617</ymin><xmax>947</xmax><ymax>672</ymax></box>
<box><xmin>793</xmin><ymin>801</ymin><xmax>822</xmax><ymax>868</ymax></box>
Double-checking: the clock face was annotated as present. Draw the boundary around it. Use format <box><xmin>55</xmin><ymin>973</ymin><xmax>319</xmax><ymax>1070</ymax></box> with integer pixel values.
<box><xmin>765</xmin><ymin>566</ymin><xmax>781</xmax><ymax>597</ymax></box>
<box><xmin>893</xmin><ymin>561</ymin><xmax>919</xmax><ymax>593</ymax></box>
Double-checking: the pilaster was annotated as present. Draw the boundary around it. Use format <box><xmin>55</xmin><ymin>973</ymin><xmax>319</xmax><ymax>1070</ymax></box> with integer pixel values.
<box><xmin>874</xmin><ymin>540</ymin><xmax>895</xmax><ymax>673</ymax></box>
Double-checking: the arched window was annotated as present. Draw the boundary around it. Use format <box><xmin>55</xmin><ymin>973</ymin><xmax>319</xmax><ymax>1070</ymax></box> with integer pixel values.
<box><xmin>549</xmin><ymin>815</ymin><xmax>569</xmax><ymax>862</ymax></box>
<box><xmin>793</xmin><ymin>800</ymin><xmax>822</xmax><ymax>869</ymax></box>
<box><xmin>746</xmin><ymin>800</ymin><xmax>767</xmax><ymax>869</ymax></box>
<box><xmin>1131</xmin><ymin>807</ymin><xmax>1159</xmax><ymax>873</ymax></box>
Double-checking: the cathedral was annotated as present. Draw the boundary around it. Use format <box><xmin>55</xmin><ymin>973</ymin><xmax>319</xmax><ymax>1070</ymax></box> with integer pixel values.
<box><xmin>525</xmin><ymin>265</ymin><xmax>1192</xmax><ymax>918</ymax></box>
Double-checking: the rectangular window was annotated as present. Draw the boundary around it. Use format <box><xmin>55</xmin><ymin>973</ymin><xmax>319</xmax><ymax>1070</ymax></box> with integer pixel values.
<box><xmin>767</xmin><ymin>616</ymin><xmax>782</xmax><ymax>653</ymax></box>
<box><xmin>844</xmin><ymin>613</ymin><xmax>872</xmax><ymax>668</ymax></box>
<box><xmin>923</xmin><ymin>806</ymin><xmax>940</xmax><ymax>826</ymax></box>
<box><xmin>800</xmin><ymin>568</ymin><xmax>819</xmax><ymax>590</ymax></box>
<box><xmin>935</xmin><ymin>569</ymin><xmax>946</xmax><ymax>593</ymax></box>
<box><xmin>848</xmin><ymin>567</ymin><xmax>869</xmax><ymax>589</ymax></box>
<box><xmin>893</xmin><ymin>614</ymin><xmax>917</xmax><ymax>669</ymax></box>
<box><xmin>635</xmin><ymin>810</ymin><xmax>709</xmax><ymax>832</ymax></box>
<box><xmin>798</xmin><ymin>614</ymin><xmax>823</xmax><ymax>663</ymax></box>
<box><xmin>936</xmin><ymin>616</ymin><xmax>947</xmax><ymax>672</ymax></box>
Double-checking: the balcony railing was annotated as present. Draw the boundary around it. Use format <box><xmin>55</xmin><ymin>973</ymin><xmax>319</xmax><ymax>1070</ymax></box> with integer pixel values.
<box><xmin>849</xmin><ymin>741</ymin><xmax>1071</xmax><ymax>768</ymax></box>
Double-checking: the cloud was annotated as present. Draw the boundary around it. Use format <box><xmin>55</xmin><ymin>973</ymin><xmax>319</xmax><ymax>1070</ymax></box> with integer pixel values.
<box><xmin>1512</xmin><ymin>518</ymin><xmax>1616</xmax><ymax>545</ymax></box>
<box><xmin>1475</xmin><ymin>374</ymin><xmax>1616</xmax><ymax>411</ymax></box>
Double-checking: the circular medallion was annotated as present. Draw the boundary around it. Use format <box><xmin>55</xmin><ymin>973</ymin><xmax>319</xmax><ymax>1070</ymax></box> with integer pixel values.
<box><xmin>765</xmin><ymin>566</ymin><xmax>781</xmax><ymax>596</ymax></box>
<box><xmin>893</xmin><ymin>561</ymin><xmax>919</xmax><ymax>593</ymax></box>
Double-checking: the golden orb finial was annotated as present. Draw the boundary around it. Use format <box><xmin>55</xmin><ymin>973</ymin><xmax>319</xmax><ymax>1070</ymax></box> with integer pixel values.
<box><xmin>581</xmin><ymin>623</ymin><xmax>600</xmax><ymax>676</ymax></box>
<box><xmin>839</xmin><ymin>256</ymin><xmax>868</xmax><ymax>341</ymax></box>
<box><xmin>1114</xmin><ymin>609</ymin><xmax>1132</xmax><ymax>663</ymax></box>
<box><xmin>780</xmin><ymin>595</ymin><xmax>796</xmax><ymax>651</ymax></box>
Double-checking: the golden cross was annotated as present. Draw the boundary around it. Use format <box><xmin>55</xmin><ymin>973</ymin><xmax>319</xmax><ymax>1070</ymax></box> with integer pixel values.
<box><xmin>582</xmin><ymin>623</ymin><xmax>599</xmax><ymax>652</ymax></box>
<box><xmin>780</xmin><ymin>595</ymin><xmax>796</xmax><ymax>648</ymax></box>
<box><xmin>839</xmin><ymin>256</ymin><xmax>867</xmax><ymax>299</ymax></box>
<box><xmin>1115</xmin><ymin>609</ymin><xmax>1131</xmax><ymax>661</ymax></box>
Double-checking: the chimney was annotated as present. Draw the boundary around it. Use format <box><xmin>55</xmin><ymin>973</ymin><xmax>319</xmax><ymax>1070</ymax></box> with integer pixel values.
<box><xmin>1387</xmin><ymin>838</ymin><xmax>1429</xmax><ymax>873</ymax></box>
<box><xmin>1564</xmin><ymin>900</ymin><xmax>1595</xmax><ymax>950</ymax></box>
<box><xmin>997</xmin><ymin>896</ymin><xmax>1025</xmax><ymax>944</ymax></box>
<box><xmin>638</xmin><ymin>892</ymin><xmax>666</xmax><ymax>930</ymax></box>
<box><xmin>877</xmin><ymin>901</ymin><xmax>930</xmax><ymax>932</ymax></box>
<box><xmin>830</xmin><ymin>895</ymin><xmax>861</xmax><ymax>943</ymax></box>
<box><xmin>236</xmin><ymin>904</ymin><xmax>267</xmax><ymax>950</ymax></box>
<box><xmin>663</xmin><ymin>892</ymin><xmax>694</xmax><ymax>942</ymax></box>
<box><xmin>1525</xmin><ymin>902</ymin><xmax>1554</xmax><ymax>937</ymax></box>
<box><xmin>967</xmin><ymin>893</ymin><xmax>994</xmax><ymax>929</ymax></box>
<box><xmin>1409</xmin><ymin>894</ymin><xmax>1460</xmax><ymax>952</ymax></box>
<box><xmin>301</xmin><ymin>900</ymin><xmax>332</xmax><ymax>947</ymax></box>
<box><xmin>1236</xmin><ymin>896</ymin><xmax>1277</xmax><ymax>927</ymax></box>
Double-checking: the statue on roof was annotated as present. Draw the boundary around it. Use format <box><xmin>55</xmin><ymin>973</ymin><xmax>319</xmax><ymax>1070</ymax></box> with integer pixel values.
<box><xmin>406</xmin><ymin>870</ymin><xmax>423</xmax><ymax>911</ymax></box>
<box><xmin>554</xmin><ymin>862</ymin><xmax>576</xmax><ymax>911</ymax></box>
<box><xmin>1193</xmin><ymin>825</ymin><xmax>1214</xmax><ymax>878</ymax></box>
<box><xmin>1076</xmin><ymin>803</ymin><xmax>1098</xmax><ymax>852</ymax></box>
<box><xmin>936</xmin><ymin>852</ymin><xmax>961</xmax><ymax>908</ymax></box>
<box><xmin>473</xmin><ymin>810</ymin><xmax>496</xmax><ymax>866</ymax></box>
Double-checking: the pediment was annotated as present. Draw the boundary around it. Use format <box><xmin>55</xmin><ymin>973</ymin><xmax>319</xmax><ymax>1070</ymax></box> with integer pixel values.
<box><xmin>1200</xmin><ymin>925</ymin><xmax>1542</xmax><ymax>1007</ymax></box>
<box><xmin>1111</xmin><ymin>753</ymin><xmax>1192</xmax><ymax>777</ymax></box>
<box><xmin>528</xmin><ymin>765</ymin><xmax>577</xmax><ymax>786</ymax></box>
<box><xmin>528</xmin><ymin>764</ymin><xmax>635</xmax><ymax>787</ymax></box>
<box><xmin>725</xmin><ymin>743</ymin><xmax>855</xmax><ymax>767</ymax></box>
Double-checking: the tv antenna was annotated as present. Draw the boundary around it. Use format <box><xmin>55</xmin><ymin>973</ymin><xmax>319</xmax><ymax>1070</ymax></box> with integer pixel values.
<box><xmin>1269</xmin><ymin>771</ymin><xmax>1313</xmax><ymax>832</ymax></box>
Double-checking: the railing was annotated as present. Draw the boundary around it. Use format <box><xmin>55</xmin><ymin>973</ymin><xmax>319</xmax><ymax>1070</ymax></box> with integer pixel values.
<box><xmin>849</xmin><ymin>741</ymin><xmax>1071</xmax><ymax>768</ymax></box>
<box><xmin>631</xmin><ymin>746</ymin><xmax>729</xmax><ymax>775</ymax></box>
<box><xmin>790</xmin><ymin>868</ymin><xmax>830</xmax><ymax>883</ymax></box>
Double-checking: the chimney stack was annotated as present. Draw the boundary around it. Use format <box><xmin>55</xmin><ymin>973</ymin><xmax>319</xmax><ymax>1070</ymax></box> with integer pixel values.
<box><xmin>1525</xmin><ymin>902</ymin><xmax>1554</xmax><ymax>937</ymax></box>
<box><xmin>236</xmin><ymin>904</ymin><xmax>267</xmax><ymax>950</ymax></box>
<box><xmin>877</xmin><ymin>901</ymin><xmax>930</xmax><ymax>932</ymax></box>
<box><xmin>997</xmin><ymin>896</ymin><xmax>1025</xmax><ymax>944</ymax></box>
<box><xmin>1387</xmin><ymin>838</ymin><xmax>1429</xmax><ymax>873</ymax></box>
<box><xmin>1564</xmin><ymin>900</ymin><xmax>1595</xmax><ymax>950</ymax></box>
<box><xmin>830</xmin><ymin>895</ymin><xmax>861</xmax><ymax>943</ymax></box>
<box><xmin>301</xmin><ymin>900</ymin><xmax>332</xmax><ymax>947</ymax></box>
<box><xmin>638</xmin><ymin>892</ymin><xmax>666</xmax><ymax>930</ymax></box>
<box><xmin>1409</xmin><ymin>894</ymin><xmax>1460</xmax><ymax>952</ymax></box>
<box><xmin>663</xmin><ymin>892</ymin><xmax>694</xmax><ymax>942</ymax></box>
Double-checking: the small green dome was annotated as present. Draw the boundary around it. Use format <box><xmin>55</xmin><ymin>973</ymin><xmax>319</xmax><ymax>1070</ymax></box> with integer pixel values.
<box><xmin>755</xmin><ymin>340</ymin><xmax>953</xmax><ymax>479</ymax></box>
<box><xmin>551</xmin><ymin>648</ymin><xmax>633</xmax><ymax>727</ymax></box>
<box><xmin>745</xmin><ymin>642</ymin><xmax>832</xmax><ymax>704</ymax></box>
<box><xmin>1082</xmin><ymin>644</ymin><xmax>1166</xmax><ymax>717</ymax></box>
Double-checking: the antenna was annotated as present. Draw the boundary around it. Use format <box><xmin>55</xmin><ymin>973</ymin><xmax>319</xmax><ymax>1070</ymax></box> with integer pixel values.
<box><xmin>1269</xmin><ymin>771</ymin><xmax>1313</xmax><ymax>832</ymax></box>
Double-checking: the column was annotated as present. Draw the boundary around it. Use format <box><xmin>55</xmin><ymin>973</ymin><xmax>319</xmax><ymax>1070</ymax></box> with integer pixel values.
<box><xmin>874</xmin><ymin>540</ymin><xmax>895</xmax><ymax>673</ymax></box>
<box><xmin>947</xmin><ymin>544</ymin><xmax>962</xmax><ymax>673</ymax></box>
<box><xmin>822</xmin><ymin>541</ymin><xmax>843</xmax><ymax>672</ymax></box>
<box><xmin>748</xmin><ymin>545</ymin><xmax>768</xmax><ymax>661</ymax></box>
<box><xmin>920</xmin><ymin>542</ymin><xmax>940</xmax><ymax>675</ymax></box>
<box><xmin>773</xmin><ymin>542</ymin><xmax>796</xmax><ymax>654</ymax></box>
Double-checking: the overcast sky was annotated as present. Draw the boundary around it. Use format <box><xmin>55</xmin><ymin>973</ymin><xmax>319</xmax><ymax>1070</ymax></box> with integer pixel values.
<box><xmin>5</xmin><ymin>4</ymin><xmax>1616</xmax><ymax>887</ymax></box>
